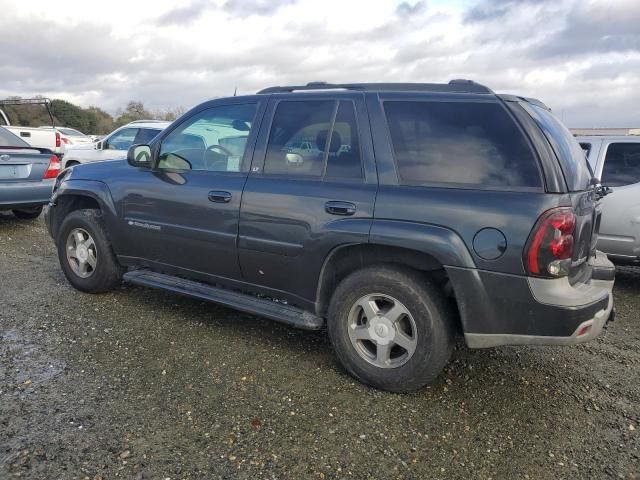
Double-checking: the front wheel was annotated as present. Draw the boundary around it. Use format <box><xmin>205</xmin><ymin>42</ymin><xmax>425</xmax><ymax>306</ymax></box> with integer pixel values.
<box><xmin>327</xmin><ymin>266</ymin><xmax>455</xmax><ymax>392</ymax></box>
<box><xmin>56</xmin><ymin>209</ymin><xmax>124</xmax><ymax>293</ymax></box>
<box><xmin>12</xmin><ymin>206</ymin><xmax>43</xmax><ymax>220</ymax></box>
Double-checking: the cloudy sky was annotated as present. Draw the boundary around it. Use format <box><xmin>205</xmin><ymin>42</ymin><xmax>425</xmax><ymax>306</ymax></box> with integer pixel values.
<box><xmin>1</xmin><ymin>0</ymin><xmax>638</xmax><ymax>127</ymax></box>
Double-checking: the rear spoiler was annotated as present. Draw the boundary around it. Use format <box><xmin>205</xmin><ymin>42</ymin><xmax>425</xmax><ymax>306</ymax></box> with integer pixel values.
<box><xmin>0</xmin><ymin>145</ymin><xmax>54</xmax><ymax>155</ymax></box>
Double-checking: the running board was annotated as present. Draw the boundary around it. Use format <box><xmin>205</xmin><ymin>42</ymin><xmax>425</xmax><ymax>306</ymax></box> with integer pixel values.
<box><xmin>123</xmin><ymin>270</ymin><xmax>324</xmax><ymax>330</ymax></box>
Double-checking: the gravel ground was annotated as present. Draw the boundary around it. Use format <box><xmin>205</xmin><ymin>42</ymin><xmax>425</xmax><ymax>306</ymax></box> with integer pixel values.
<box><xmin>0</xmin><ymin>213</ymin><xmax>638</xmax><ymax>480</ymax></box>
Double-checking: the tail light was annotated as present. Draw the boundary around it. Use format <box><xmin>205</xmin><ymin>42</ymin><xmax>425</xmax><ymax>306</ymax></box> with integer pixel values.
<box><xmin>525</xmin><ymin>207</ymin><xmax>576</xmax><ymax>278</ymax></box>
<box><xmin>55</xmin><ymin>131</ymin><xmax>61</xmax><ymax>148</ymax></box>
<box><xmin>43</xmin><ymin>155</ymin><xmax>61</xmax><ymax>179</ymax></box>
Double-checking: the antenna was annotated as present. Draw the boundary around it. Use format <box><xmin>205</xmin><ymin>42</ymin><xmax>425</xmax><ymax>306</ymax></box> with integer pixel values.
<box><xmin>233</xmin><ymin>87</ymin><xmax>237</xmax><ymax>97</ymax></box>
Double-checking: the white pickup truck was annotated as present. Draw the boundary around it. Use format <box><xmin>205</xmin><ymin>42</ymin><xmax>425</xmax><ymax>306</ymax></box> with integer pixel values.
<box><xmin>0</xmin><ymin>98</ymin><xmax>65</xmax><ymax>156</ymax></box>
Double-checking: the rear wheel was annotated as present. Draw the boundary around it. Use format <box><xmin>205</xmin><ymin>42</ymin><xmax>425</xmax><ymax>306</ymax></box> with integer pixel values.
<box><xmin>327</xmin><ymin>266</ymin><xmax>454</xmax><ymax>392</ymax></box>
<box><xmin>56</xmin><ymin>209</ymin><xmax>123</xmax><ymax>293</ymax></box>
<box><xmin>12</xmin><ymin>206</ymin><xmax>43</xmax><ymax>220</ymax></box>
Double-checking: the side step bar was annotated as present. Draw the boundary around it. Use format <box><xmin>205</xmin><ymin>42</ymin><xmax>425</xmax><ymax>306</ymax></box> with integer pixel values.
<box><xmin>123</xmin><ymin>270</ymin><xmax>324</xmax><ymax>330</ymax></box>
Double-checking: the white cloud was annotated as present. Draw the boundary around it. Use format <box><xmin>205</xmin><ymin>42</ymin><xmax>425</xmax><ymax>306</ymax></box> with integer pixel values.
<box><xmin>0</xmin><ymin>0</ymin><xmax>638</xmax><ymax>127</ymax></box>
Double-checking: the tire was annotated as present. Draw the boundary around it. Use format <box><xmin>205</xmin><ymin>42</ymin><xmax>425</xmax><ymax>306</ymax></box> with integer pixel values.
<box><xmin>327</xmin><ymin>266</ymin><xmax>455</xmax><ymax>393</ymax></box>
<box><xmin>12</xmin><ymin>206</ymin><xmax>43</xmax><ymax>220</ymax></box>
<box><xmin>56</xmin><ymin>209</ymin><xmax>124</xmax><ymax>293</ymax></box>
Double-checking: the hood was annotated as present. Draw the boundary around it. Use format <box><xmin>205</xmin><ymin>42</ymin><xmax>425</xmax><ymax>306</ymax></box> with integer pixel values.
<box><xmin>65</xmin><ymin>158</ymin><xmax>129</xmax><ymax>180</ymax></box>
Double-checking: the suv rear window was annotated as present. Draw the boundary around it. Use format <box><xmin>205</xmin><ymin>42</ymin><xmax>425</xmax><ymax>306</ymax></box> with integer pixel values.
<box><xmin>384</xmin><ymin>101</ymin><xmax>541</xmax><ymax>188</ymax></box>
<box><xmin>520</xmin><ymin>102</ymin><xmax>593</xmax><ymax>191</ymax></box>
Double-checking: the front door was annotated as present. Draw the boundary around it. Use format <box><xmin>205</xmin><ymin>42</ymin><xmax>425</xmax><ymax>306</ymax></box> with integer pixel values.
<box><xmin>238</xmin><ymin>95</ymin><xmax>378</xmax><ymax>307</ymax></box>
<box><xmin>120</xmin><ymin>101</ymin><xmax>263</xmax><ymax>281</ymax></box>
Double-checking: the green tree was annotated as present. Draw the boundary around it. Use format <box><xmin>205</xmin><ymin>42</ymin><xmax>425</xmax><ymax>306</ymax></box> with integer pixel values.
<box><xmin>115</xmin><ymin>101</ymin><xmax>153</xmax><ymax>126</ymax></box>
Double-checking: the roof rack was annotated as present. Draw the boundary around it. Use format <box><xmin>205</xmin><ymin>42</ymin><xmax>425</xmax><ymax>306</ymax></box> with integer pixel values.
<box><xmin>257</xmin><ymin>80</ymin><xmax>493</xmax><ymax>95</ymax></box>
<box><xmin>0</xmin><ymin>97</ymin><xmax>55</xmax><ymax>126</ymax></box>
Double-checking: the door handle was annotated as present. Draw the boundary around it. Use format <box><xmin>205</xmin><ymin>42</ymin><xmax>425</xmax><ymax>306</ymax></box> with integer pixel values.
<box><xmin>325</xmin><ymin>201</ymin><xmax>356</xmax><ymax>216</ymax></box>
<box><xmin>208</xmin><ymin>191</ymin><xmax>232</xmax><ymax>203</ymax></box>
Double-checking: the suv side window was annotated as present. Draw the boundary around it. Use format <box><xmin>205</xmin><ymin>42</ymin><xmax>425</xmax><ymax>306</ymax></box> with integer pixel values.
<box><xmin>105</xmin><ymin>128</ymin><xmax>137</xmax><ymax>150</ymax></box>
<box><xmin>601</xmin><ymin>143</ymin><xmax>640</xmax><ymax>186</ymax></box>
<box><xmin>384</xmin><ymin>101</ymin><xmax>541</xmax><ymax>189</ymax></box>
<box><xmin>133</xmin><ymin>128</ymin><xmax>161</xmax><ymax>145</ymax></box>
<box><xmin>264</xmin><ymin>100</ymin><xmax>362</xmax><ymax>179</ymax></box>
<box><xmin>158</xmin><ymin>103</ymin><xmax>257</xmax><ymax>172</ymax></box>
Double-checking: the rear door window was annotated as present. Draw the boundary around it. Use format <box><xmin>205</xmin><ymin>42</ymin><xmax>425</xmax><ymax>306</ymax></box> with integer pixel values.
<box><xmin>383</xmin><ymin>100</ymin><xmax>541</xmax><ymax>189</ymax></box>
<box><xmin>264</xmin><ymin>100</ymin><xmax>363</xmax><ymax>179</ymax></box>
<box><xmin>133</xmin><ymin>128</ymin><xmax>161</xmax><ymax>145</ymax></box>
<box><xmin>601</xmin><ymin>142</ymin><xmax>640</xmax><ymax>186</ymax></box>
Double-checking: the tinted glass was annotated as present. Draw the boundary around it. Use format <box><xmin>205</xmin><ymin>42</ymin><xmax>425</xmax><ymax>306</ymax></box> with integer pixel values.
<box><xmin>601</xmin><ymin>143</ymin><xmax>640</xmax><ymax>187</ymax></box>
<box><xmin>133</xmin><ymin>128</ymin><xmax>161</xmax><ymax>145</ymax></box>
<box><xmin>0</xmin><ymin>126</ymin><xmax>29</xmax><ymax>147</ymax></box>
<box><xmin>264</xmin><ymin>100</ymin><xmax>335</xmax><ymax>177</ymax></box>
<box><xmin>105</xmin><ymin>128</ymin><xmax>137</xmax><ymax>150</ymax></box>
<box><xmin>384</xmin><ymin>101</ymin><xmax>541</xmax><ymax>188</ymax></box>
<box><xmin>159</xmin><ymin>103</ymin><xmax>256</xmax><ymax>172</ymax></box>
<box><xmin>579</xmin><ymin>142</ymin><xmax>591</xmax><ymax>157</ymax></box>
<box><xmin>325</xmin><ymin>101</ymin><xmax>362</xmax><ymax>179</ymax></box>
<box><xmin>520</xmin><ymin>103</ymin><xmax>593</xmax><ymax>191</ymax></box>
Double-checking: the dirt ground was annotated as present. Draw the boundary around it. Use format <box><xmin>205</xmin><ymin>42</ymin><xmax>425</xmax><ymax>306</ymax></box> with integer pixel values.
<box><xmin>0</xmin><ymin>213</ymin><xmax>638</xmax><ymax>479</ymax></box>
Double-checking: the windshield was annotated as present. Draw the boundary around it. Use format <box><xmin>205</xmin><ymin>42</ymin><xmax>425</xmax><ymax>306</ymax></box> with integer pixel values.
<box><xmin>0</xmin><ymin>126</ymin><xmax>30</xmax><ymax>147</ymax></box>
<box><xmin>520</xmin><ymin>102</ymin><xmax>593</xmax><ymax>191</ymax></box>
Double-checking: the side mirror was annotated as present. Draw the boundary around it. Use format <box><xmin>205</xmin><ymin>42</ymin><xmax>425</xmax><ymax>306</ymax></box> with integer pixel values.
<box><xmin>127</xmin><ymin>144</ymin><xmax>152</xmax><ymax>168</ymax></box>
<box><xmin>95</xmin><ymin>141</ymin><xmax>103</xmax><ymax>150</ymax></box>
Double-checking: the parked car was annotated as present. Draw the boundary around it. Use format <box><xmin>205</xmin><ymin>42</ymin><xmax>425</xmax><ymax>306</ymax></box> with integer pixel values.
<box><xmin>0</xmin><ymin>98</ymin><xmax>66</xmax><ymax>156</ymax></box>
<box><xmin>39</xmin><ymin>126</ymin><xmax>94</xmax><ymax>147</ymax></box>
<box><xmin>61</xmin><ymin>120</ymin><xmax>169</xmax><ymax>168</ymax></box>
<box><xmin>0</xmin><ymin>126</ymin><xmax>60</xmax><ymax>219</ymax></box>
<box><xmin>578</xmin><ymin>135</ymin><xmax>640</xmax><ymax>263</ymax></box>
<box><xmin>45</xmin><ymin>81</ymin><xmax>615</xmax><ymax>392</ymax></box>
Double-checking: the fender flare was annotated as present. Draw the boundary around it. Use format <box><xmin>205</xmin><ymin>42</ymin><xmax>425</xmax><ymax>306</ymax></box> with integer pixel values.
<box><xmin>369</xmin><ymin>219</ymin><xmax>476</xmax><ymax>268</ymax></box>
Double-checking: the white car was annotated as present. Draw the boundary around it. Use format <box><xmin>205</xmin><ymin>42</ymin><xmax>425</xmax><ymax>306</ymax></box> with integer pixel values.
<box><xmin>39</xmin><ymin>126</ymin><xmax>94</xmax><ymax>148</ymax></box>
<box><xmin>577</xmin><ymin>134</ymin><xmax>640</xmax><ymax>263</ymax></box>
<box><xmin>62</xmin><ymin>120</ymin><xmax>170</xmax><ymax>168</ymax></box>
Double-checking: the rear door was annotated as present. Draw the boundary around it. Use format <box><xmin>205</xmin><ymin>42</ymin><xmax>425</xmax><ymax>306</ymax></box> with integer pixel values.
<box><xmin>238</xmin><ymin>94</ymin><xmax>377</xmax><ymax>307</ymax></box>
<box><xmin>595</xmin><ymin>141</ymin><xmax>640</xmax><ymax>259</ymax></box>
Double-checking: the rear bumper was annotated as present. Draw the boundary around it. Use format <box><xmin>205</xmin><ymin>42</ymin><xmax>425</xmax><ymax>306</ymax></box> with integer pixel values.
<box><xmin>446</xmin><ymin>251</ymin><xmax>615</xmax><ymax>348</ymax></box>
<box><xmin>0</xmin><ymin>180</ymin><xmax>54</xmax><ymax>210</ymax></box>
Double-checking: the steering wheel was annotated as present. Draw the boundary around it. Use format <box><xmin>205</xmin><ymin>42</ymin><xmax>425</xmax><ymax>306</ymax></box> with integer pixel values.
<box><xmin>206</xmin><ymin>144</ymin><xmax>234</xmax><ymax>157</ymax></box>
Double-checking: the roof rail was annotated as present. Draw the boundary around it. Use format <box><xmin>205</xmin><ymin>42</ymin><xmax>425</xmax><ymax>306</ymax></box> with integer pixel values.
<box><xmin>257</xmin><ymin>80</ymin><xmax>493</xmax><ymax>95</ymax></box>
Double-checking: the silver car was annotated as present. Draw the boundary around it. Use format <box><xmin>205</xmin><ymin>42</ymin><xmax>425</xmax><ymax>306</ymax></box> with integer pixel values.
<box><xmin>0</xmin><ymin>126</ymin><xmax>60</xmax><ymax>219</ymax></box>
<box><xmin>578</xmin><ymin>135</ymin><xmax>640</xmax><ymax>263</ymax></box>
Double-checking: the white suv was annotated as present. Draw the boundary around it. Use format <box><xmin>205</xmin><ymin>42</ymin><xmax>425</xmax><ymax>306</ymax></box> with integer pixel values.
<box><xmin>577</xmin><ymin>135</ymin><xmax>640</xmax><ymax>263</ymax></box>
<box><xmin>62</xmin><ymin>120</ymin><xmax>170</xmax><ymax>168</ymax></box>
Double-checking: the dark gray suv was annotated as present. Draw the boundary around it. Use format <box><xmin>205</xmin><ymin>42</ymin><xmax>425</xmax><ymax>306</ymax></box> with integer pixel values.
<box><xmin>45</xmin><ymin>81</ymin><xmax>615</xmax><ymax>392</ymax></box>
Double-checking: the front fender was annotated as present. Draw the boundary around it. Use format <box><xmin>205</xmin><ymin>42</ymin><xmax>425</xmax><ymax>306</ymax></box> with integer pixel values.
<box><xmin>48</xmin><ymin>179</ymin><xmax>119</xmax><ymax>244</ymax></box>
